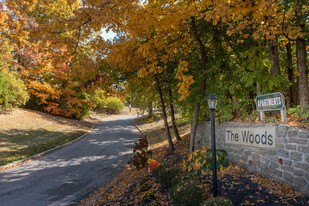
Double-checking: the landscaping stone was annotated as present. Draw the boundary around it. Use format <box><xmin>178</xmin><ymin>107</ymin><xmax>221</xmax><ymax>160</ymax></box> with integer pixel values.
<box><xmin>285</xmin><ymin>144</ymin><xmax>296</xmax><ymax>150</ymax></box>
<box><xmin>290</xmin><ymin>152</ymin><xmax>303</xmax><ymax>161</ymax></box>
<box><xmin>277</xmin><ymin>149</ymin><xmax>289</xmax><ymax>158</ymax></box>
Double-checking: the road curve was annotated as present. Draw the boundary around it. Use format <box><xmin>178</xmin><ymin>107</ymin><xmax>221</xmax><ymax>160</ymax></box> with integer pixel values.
<box><xmin>0</xmin><ymin>115</ymin><xmax>140</xmax><ymax>206</ymax></box>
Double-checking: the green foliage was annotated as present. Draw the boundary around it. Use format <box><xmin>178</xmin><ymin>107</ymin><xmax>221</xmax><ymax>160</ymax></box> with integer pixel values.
<box><xmin>265</xmin><ymin>115</ymin><xmax>277</xmax><ymax>123</ymax></box>
<box><xmin>0</xmin><ymin>70</ymin><xmax>29</xmax><ymax>109</ymax></box>
<box><xmin>152</xmin><ymin>164</ymin><xmax>166</xmax><ymax>178</ymax></box>
<box><xmin>201</xmin><ymin>197</ymin><xmax>234</xmax><ymax>206</ymax></box>
<box><xmin>140</xmin><ymin>182</ymin><xmax>152</xmax><ymax>192</ymax></box>
<box><xmin>157</xmin><ymin>167</ymin><xmax>182</xmax><ymax>188</ymax></box>
<box><xmin>139</xmin><ymin>176</ymin><xmax>151</xmax><ymax>185</ymax></box>
<box><xmin>141</xmin><ymin>191</ymin><xmax>156</xmax><ymax>202</ymax></box>
<box><xmin>149</xmin><ymin>200</ymin><xmax>161</xmax><ymax>206</ymax></box>
<box><xmin>171</xmin><ymin>176</ymin><xmax>207</xmax><ymax>206</ymax></box>
<box><xmin>93</xmin><ymin>93</ymin><xmax>125</xmax><ymax>114</ymax></box>
<box><xmin>128</xmin><ymin>137</ymin><xmax>152</xmax><ymax>170</ymax></box>
<box><xmin>182</xmin><ymin>147</ymin><xmax>229</xmax><ymax>176</ymax></box>
<box><xmin>287</xmin><ymin>105</ymin><xmax>309</xmax><ymax>119</ymax></box>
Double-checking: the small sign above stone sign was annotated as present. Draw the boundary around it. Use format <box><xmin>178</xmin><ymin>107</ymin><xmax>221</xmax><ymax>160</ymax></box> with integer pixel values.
<box><xmin>256</xmin><ymin>92</ymin><xmax>284</xmax><ymax>111</ymax></box>
<box><xmin>256</xmin><ymin>92</ymin><xmax>287</xmax><ymax>122</ymax></box>
<box><xmin>225</xmin><ymin>127</ymin><xmax>276</xmax><ymax>149</ymax></box>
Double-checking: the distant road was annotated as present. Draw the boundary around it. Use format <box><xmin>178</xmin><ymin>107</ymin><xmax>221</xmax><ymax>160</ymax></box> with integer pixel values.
<box><xmin>0</xmin><ymin>115</ymin><xmax>139</xmax><ymax>206</ymax></box>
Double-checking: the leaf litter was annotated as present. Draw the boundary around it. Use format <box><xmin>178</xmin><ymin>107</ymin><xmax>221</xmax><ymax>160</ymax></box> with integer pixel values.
<box><xmin>82</xmin><ymin>134</ymin><xmax>309</xmax><ymax>206</ymax></box>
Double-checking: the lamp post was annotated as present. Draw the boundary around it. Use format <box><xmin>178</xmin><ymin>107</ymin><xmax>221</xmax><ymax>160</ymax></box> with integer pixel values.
<box><xmin>207</xmin><ymin>91</ymin><xmax>218</xmax><ymax>197</ymax></box>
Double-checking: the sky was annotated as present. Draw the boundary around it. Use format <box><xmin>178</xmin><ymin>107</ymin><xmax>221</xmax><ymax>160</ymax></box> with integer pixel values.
<box><xmin>101</xmin><ymin>29</ymin><xmax>117</xmax><ymax>41</ymax></box>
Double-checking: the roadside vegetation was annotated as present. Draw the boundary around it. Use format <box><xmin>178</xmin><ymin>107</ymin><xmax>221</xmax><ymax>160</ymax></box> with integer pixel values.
<box><xmin>82</xmin><ymin>117</ymin><xmax>309</xmax><ymax>206</ymax></box>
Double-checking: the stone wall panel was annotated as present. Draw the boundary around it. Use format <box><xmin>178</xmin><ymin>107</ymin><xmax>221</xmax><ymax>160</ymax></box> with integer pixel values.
<box><xmin>195</xmin><ymin>121</ymin><xmax>309</xmax><ymax>196</ymax></box>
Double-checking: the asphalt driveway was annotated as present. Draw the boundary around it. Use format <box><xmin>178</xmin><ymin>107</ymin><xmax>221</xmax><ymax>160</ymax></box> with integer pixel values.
<box><xmin>0</xmin><ymin>115</ymin><xmax>139</xmax><ymax>206</ymax></box>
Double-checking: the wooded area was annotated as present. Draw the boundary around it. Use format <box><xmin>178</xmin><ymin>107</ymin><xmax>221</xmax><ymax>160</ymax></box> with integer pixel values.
<box><xmin>0</xmin><ymin>0</ymin><xmax>308</xmax><ymax>153</ymax></box>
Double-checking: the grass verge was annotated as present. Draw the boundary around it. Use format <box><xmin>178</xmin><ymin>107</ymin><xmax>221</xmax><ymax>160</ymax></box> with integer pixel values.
<box><xmin>133</xmin><ymin>114</ymin><xmax>190</xmax><ymax>146</ymax></box>
<box><xmin>0</xmin><ymin>108</ymin><xmax>97</xmax><ymax>166</ymax></box>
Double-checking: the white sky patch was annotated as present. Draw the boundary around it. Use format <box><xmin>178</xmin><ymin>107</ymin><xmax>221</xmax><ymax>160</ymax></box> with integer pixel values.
<box><xmin>101</xmin><ymin>28</ymin><xmax>117</xmax><ymax>41</ymax></box>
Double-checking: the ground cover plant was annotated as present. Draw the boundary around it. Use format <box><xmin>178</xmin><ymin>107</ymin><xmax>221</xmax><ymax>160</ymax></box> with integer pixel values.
<box><xmin>0</xmin><ymin>108</ymin><xmax>97</xmax><ymax>166</ymax></box>
<box><xmin>82</xmin><ymin>118</ymin><xmax>309</xmax><ymax>206</ymax></box>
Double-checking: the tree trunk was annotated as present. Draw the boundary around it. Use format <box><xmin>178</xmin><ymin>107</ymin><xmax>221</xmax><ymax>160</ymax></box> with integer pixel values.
<box><xmin>155</xmin><ymin>77</ymin><xmax>174</xmax><ymax>153</ymax></box>
<box><xmin>268</xmin><ymin>39</ymin><xmax>281</xmax><ymax>76</ymax></box>
<box><xmin>168</xmin><ymin>88</ymin><xmax>181</xmax><ymax>142</ymax></box>
<box><xmin>286</xmin><ymin>42</ymin><xmax>296</xmax><ymax>106</ymax></box>
<box><xmin>148</xmin><ymin>102</ymin><xmax>153</xmax><ymax>117</ymax></box>
<box><xmin>189</xmin><ymin>16</ymin><xmax>207</xmax><ymax>153</ymax></box>
<box><xmin>190</xmin><ymin>102</ymin><xmax>200</xmax><ymax>153</ymax></box>
<box><xmin>296</xmin><ymin>38</ymin><xmax>309</xmax><ymax>109</ymax></box>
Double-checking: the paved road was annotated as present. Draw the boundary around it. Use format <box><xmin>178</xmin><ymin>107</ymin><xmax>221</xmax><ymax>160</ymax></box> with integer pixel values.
<box><xmin>0</xmin><ymin>115</ymin><xmax>139</xmax><ymax>206</ymax></box>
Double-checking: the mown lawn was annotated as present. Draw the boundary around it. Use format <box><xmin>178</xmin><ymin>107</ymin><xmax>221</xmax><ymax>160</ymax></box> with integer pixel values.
<box><xmin>0</xmin><ymin>108</ymin><xmax>97</xmax><ymax>166</ymax></box>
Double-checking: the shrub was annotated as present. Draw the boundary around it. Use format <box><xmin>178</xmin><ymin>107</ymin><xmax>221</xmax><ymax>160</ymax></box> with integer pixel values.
<box><xmin>152</xmin><ymin>164</ymin><xmax>165</xmax><ymax>178</ymax></box>
<box><xmin>182</xmin><ymin>146</ymin><xmax>229</xmax><ymax>176</ymax></box>
<box><xmin>158</xmin><ymin>167</ymin><xmax>181</xmax><ymax>188</ymax></box>
<box><xmin>201</xmin><ymin>197</ymin><xmax>234</xmax><ymax>206</ymax></box>
<box><xmin>141</xmin><ymin>191</ymin><xmax>156</xmax><ymax>202</ymax></box>
<box><xmin>149</xmin><ymin>200</ymin><xmax>161</xmax><ymax>206</ymax></box>
<box><xmin>0</xmin><ymin>70</ymin><xmax>29</xmax><ymax>109</ymax></box>
<box><xmin>140</xmin><ymin>182</ymin><xmax>152</xmax><ymax>192</ymax></box>
<box><xmin>93</xmin><ymin>94</ymin><xmax>125</xmax><ymax>114</ymax></box>
<box><xmin>139</xmin><ymin>176</ymin><xmax>151</xmax><ymax>185</ymax></box>
<box><xmin>128</xmin><ymin>137</ymin><xmax>152</xmax><ymax>170</ymax></box>
<box><xmin>287</xmin><ymin>105</ymin><xmax>309</xmax><ymax>120</ymax></box>
<box><xmin>171</xmin><ymin>177</ymin><xmax>208</xmax><ymax>206</ymax></box>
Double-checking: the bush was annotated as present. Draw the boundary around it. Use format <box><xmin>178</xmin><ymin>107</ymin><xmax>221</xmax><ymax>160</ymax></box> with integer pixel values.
<box><xmin>140</xmin><ymin>182</ymin><xmax>152</xmax><ymax>192</ymax></box>
<box><xmin>139</xmin><ymin>176</ymin><xmax>151</xmax><ymax>185</ymax></box>
<box><xmin>128</xmin><ymin>137</ymin><xmax>152</xmax><ymax>170</ymax></box>
<box><xmin>158</xmin><ymin>167</ymin><xmax>181</xmax><ymax>188</ymax></box>
<box><xmin>93</xmin><ymin>94</ymin><xmax>125</xmax><ymax>114</ymax></box>
<box><xmin>149</xmin><ymin>201</ymin><xmax>161</xmax><ymax>206</ymax></box>
<box><xmin>141</xmin><ymin>191</ymin><xmax>156</xmax><ymax>202</ymax></box>
<box><xmin>182</xmin><ymin>146</ymin><xmax>229</xmax><ymax>176</ymax></box>
<box><xmin>201</xmin><ymin>197</ymin><xmax>234</xmax><ymax>206</ymax></box>
<box><xmin>152</xmin><ymin>164</ymin><xmax>166</xmax><ymax>178</ymax></box>
<box><xmin>0</xmin><ymin>70</ymin><xmax>29</xmax><ymax>109</ymax></box>
<box><xmin>171</xmin><ymin>177</ymin><xmax>208</xmax><ymax>206</ymax></box>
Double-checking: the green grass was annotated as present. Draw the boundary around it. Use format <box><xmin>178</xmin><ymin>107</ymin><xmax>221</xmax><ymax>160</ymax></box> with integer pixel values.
<box><xmin>0</xmin><ymin>129</ymin><xmax>86</xmax><ymax>166</ymax></box>
<box><xmin>0</xmin><ymin>108</ymin><xmax>94</xmax><ymax>166</ymax></box>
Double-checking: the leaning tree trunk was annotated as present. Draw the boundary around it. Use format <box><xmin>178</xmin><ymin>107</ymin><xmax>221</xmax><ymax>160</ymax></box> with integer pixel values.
<box><xmin>168</xmin><ymin>87</ymin><xmax>181</xmax><ymax>142</ymax></box>
<box><xmin>189</xmin><ymin>16</ymin><xmax>207</xmax><ymax>153</ymax></box>
<box><xmin>155</xmin><ymin>77</ymin><xmax>174</xmax><ymax>153</ymax></box>
<box><xmin>296</xmin><ymin>38</ymin><xmax>309</xmax><ymax>109</ymax></box>
<box><xmin>286</xmin><ymin>42</ymin><xmax>296</xmax><ymax>105</ymax></box>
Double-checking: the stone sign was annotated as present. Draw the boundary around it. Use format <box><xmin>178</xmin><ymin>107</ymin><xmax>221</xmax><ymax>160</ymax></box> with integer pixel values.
<box><xmin>225</xmin><ymin>127</ymin><xmax>276</xmax><ymax>148</ymax></box>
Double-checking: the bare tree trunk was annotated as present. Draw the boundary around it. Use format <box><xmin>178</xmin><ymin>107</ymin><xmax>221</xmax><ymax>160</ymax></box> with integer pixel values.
<box><xmin>190</xmin><ymin>102</ymin><xmax>200</xmax><ymax>153</ymax></box>
<box><xmin>168</xmin><ymin>88</ymin><xmax>181</xmax><ymax>141</ymax></box>
<box><xmin>268</xmin><ymin>39</ymin><xmax>281</xmax><ymax>76</ymax></box>
<box><xmin>296</xmin><ymin>38</ymin><xmax>309</xmax><ymax>109</ymax></box>
<box><xmin>190</xmin><ymin>16</ymin><xmax>207</xmax><ymax>153</ymax></box>
<box><xmin>286</xmin><ymin>42</ymin><xmax>296</xmax><ymax>105</ymax></box>
<box><xmin>155</xmin><ymin>77</ymin><xmax>174</xmax><ymax>153</ymax></box>
<box><xmin>148</xmin><ymin>102</ymin><xmax>153</xmax><ymax>117</ymax></box>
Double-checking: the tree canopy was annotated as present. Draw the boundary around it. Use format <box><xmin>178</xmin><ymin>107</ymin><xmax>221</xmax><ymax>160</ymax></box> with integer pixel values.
<box><xmin>0</xmin><ymin>0</ymin><xmax>308</xmax><ymax>150</ymax></box>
